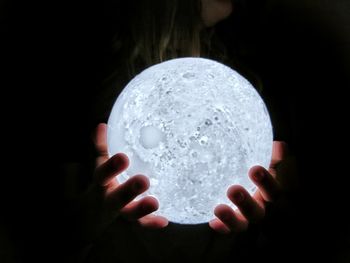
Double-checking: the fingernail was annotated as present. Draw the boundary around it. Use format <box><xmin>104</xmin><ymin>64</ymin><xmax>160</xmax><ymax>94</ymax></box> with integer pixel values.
<box><xmin>142</xmin><ymin>202</ymin><xmax>154</xmax><ymax>213</ymax></box>
<box><xmin>222</xmin><ymin>213</ymin><xmax>232</xmax><ymax>222</ymax></box>
<box><xmin>233</xmin><ymin>191</ymin><xmax>245</xmax><ymax>204</ymax></box>
<box><xmin>133</xmin><ymin>181</ymin><xmax>144</xmax><ymax>192</ymax></box>
<box><xmin>112</xmin><ymin>155</ymin><xmax>124</xmax><ymax>167</ymax></box>
<box><xmin>253</xmin><ymin>171</ymin><xmax>265</xmax><ymax>182</ymax></box>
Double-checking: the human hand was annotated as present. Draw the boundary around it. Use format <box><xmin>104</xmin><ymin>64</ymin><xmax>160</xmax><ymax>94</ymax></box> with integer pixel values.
<box><xmin>80</xmin><ymin>123</ymin><xmax>168</xmax><ymax>242</ymax></box>
<box><xmin>209</xmin><ymin>141</ymin><xmax>287</xmax><ymax>234</ymax></box>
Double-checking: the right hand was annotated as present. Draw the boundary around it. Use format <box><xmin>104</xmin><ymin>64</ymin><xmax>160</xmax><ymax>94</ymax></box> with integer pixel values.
<box><xmin>81</xmin><ymin>123</ymin><xmax>168</xmax><ymax>242</ymax></box>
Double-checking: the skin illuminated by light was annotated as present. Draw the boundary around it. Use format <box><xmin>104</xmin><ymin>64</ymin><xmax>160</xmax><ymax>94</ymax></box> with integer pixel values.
<box><xmin>107</xmin><ymin>58</ymin><xmax>273</xmax><ymax>224</ymax></box>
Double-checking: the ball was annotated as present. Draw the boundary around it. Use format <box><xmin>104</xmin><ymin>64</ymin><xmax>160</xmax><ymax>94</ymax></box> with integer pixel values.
<box><xmin>107</xmin><ymin>57</ymin><xmax>273</xmax><ymax>224</ymax></box>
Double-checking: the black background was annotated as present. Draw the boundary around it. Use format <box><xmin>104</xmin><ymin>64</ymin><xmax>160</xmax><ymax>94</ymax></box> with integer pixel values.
<box><xmin>1</xmin><ymin>0</ymin><xmax>350</xmax><ymax>262</ymax></box>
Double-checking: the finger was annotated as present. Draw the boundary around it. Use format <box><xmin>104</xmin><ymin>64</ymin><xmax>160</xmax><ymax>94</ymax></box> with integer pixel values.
<box><xmin>269</xmin><ymin>141</ymin><xmax>288</xmax><ymax>177</ymax></box>
<box><xmin>106</xmin><ymin>174</ymin><xmax>150</xmax><ymax>211</ymax></box>
<box><xmin>138</xmin><ymin>215</ymin><xmax>169</xmax><ymax>229</ymax></box>
<box><xmin>227</xmin><ymin>185</ymin><xmax>265</xmax><ymax>223</ymax></box>
<box><xmin>249</xmin><ymin>166</ymin><xmax>281</xmax><ymax>202</ymax></box>
<box><xmin>209</xmin><ymin>219</ymin><xmax>231</xmax><ymax>234</ymax></box>
<box><xmin>94</xmin><ymin>123</ymin><xmax>109</xmax><ymax>167</ymax></box>
<box><xmin>213</xmin><ymin>204</ymin><xmax>248</xmax><ymax>233</ymax></box>
<box><xmin>121</xmin><ymin>196</ymin><xmax>159</xmax><ymax>221</ymax></box>
<box><xmin>94</xmin><ymin>153</ymin><xmax>129</xmax><ymax>187</ymax></box>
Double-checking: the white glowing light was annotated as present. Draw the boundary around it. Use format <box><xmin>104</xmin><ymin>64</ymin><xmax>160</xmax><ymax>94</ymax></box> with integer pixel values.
<box><xmin>107</xmin><ymin>58</ymin><xmax>273</xmax><ymax>224</ymax></box>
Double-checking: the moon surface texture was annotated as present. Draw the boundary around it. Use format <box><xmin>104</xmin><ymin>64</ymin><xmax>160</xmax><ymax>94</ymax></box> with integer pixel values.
<box><xmin>107</xmin><ymin>57</ymin><xmax>273</xmax><ymax>224</ymax></box>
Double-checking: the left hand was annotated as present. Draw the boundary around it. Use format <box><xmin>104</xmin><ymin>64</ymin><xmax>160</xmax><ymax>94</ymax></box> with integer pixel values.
<box><xmin>209</xmin><ymin>141</ymin><xmax>287</xmax><ymax>234</ymax></box>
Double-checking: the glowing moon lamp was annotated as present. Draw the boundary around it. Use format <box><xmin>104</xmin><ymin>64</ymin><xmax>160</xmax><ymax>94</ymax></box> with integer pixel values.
<box><xmin>107</xmin><ymin>57</ymin><xmax>273</xmax><ymax>224</ymax></box>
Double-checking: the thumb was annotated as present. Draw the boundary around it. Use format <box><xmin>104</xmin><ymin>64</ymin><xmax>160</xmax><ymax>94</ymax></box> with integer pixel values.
<box><xmin>269</xmin><ymin>141</ymin><xmax>288</xmax><ymax>177</ymax></box>
<box><xmin>94</xmin><ymin>123</ymin><xmax>109</xmax><ymax>167</ymax></box>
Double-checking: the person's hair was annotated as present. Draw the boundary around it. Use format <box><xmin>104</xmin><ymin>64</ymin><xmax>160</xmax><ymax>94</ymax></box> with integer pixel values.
<box><xmin>94</xmin><ymin>0</ymin><xmax>230</xmax><ymax>124</ymax></box>
<box><xmin>109</xmin><ymin>0</ymin><xmax>220</xmax><ymax>77</ymax></box>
